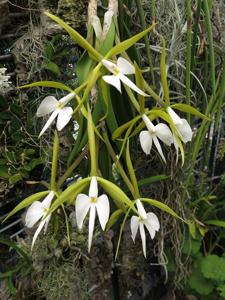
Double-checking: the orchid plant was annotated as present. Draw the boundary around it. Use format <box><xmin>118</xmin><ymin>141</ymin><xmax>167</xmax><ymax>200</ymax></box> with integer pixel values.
<box><xmin>5</xmin><ymin>3</ymin><xmax>209</xmax><ymax>259</ymax></box>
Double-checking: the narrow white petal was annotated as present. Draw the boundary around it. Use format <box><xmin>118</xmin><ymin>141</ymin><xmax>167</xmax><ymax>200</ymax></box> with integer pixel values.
<box><xmin>152</xmin><ymin>136</ymin><xmax>166</xmax><ymax>163</ymax></box>
<box><xmin>25</xmin><ymin>201</ymin><xmax>43</xmax><ymax>228</ymax></box>
<box><xmin>102</xmin><ymin>59</ymin><xmax>117</xmax><ymax>73</ymax></box>
<box><xmin>41</xmin><ymin>191</ymin><xmax>54</xmax><ymax>210</ymax></box>
<box><xmin>130</xmin><ymin>216</ymin><xmax>139</xmax><ymax>242</ymax></box>
<box><xmin>136</xmin><ymin>199</ymin><xmax>147</xmax><ymax>220</ymax></box>
<box><xmin>36</xmin><ymin>96</ymin><xmax>58</xmax><ymax>117</ymax></box>
<box><xmin>102</xmin><ymin>75</ymin><xmax>121</xmax><ymax>93</ymax></box>
<box><xmin>144</xmin><ymin>212</ymin><xmax>160</xmax><ymax>239</ymax></box>
<box><xmin>58</xmin><ymin>92</ymin><xmax>76</xmax><ymax>106</ymax></box>
<box><xmin>139</xmin><ymin>131</ymin><xmax>152</xmax><ymax>155</ymax></box>
<box><xmin>167</xmin><ymin>107</ymin><xmax>182</xmax><ymax>125</ymax></box>
<box><xmin>96</xmin><ymin>194</ymin><xmax>110</xmax><ymax>230</ymax></box>
<box><xmin>173</xmin><ymin>135</ymin><xmax>179</xmax><ymax>164</ymax></box>
<box><xmin>142</xmin><ymin>114</ymin><xmax>156</xmax><ymax>133</ymax></box>
<box><xmin>89</xmin><ymin>176</ymin><xmax>98</xmax><ymax>198</ymax></box>
<box><xmin>39</xmin><ymin>109</ymin><xmax>59</xmax><ymax>137</ymax></box>
<box><xmin>56</xmin><ymin>107</ymin><xmax>73</xmax><ymax>131</ymax></box>
<box><xmin>139</xmin><ymin>222</ymin><xmax>147</xmax><ymax>258</ymax></box>
<box><xmin>155</xmin><ymin>123</ymin><xmax>173</xmax><ymax>146</ymax></box>
<box><xmin>43</xmin><ymin>215</ymin><xmax>51</xmax><ymax>234</ymax></box>
<box><xmin>176</xmin><ymin>119</ymin><xmax>193</xmax><ymax>143</ymax></box>
<box><xmin>117</xmin><ymin>57</ymin><xmax>135</xmax><ymax>75</ymax></box>
<box><xmin>31</xmin><ymin>220</ymin><xmax>46</xmax><ymax>250</ymax></box>
<box><xmin>88</xmin><ymin>205</ymin><xmax>96</xmax><ymax>252</ymax></box>
<box><xmin>75</xmin><ymin>194</ymin><xmax>91</xmax><ymax>229</ymax></box>
<box><xmin>119</xmin><ymin>74</ymin><xmax>148</xmax><ymax>96</ymax></box>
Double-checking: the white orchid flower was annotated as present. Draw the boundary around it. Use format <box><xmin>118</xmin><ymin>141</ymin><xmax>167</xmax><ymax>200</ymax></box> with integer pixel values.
<box><xmin>36</xmin><ymin>92</ymin><xmax>75</xmax><ymax>137</ymax></box>
<box><xmin>167</xmin><ymin>107</ymin><xmax>193</xmax><ymax>143</ymax></box>
<box><xmin>139</xmin><ymin>114</ymin><xmax>173</xmax><ymax>163</ymax></box>
<box><xmin>25</xmin><ymin>191</ymin><xmax>54</xmax><ymax>250</ymax></box>
<box><xmin>75</xmin><ymin>176</ymin><xmax>110</xmax><ymax>252</ymax></box>
<box><xmin>131</xmin><ymin>199</ymin><xmax>160</xmax><ymax>258</ymax></box>
<box><xmin>102</xmin><ymin>57</ymin><xmax>147</xmax><ymax>96</ymax></box>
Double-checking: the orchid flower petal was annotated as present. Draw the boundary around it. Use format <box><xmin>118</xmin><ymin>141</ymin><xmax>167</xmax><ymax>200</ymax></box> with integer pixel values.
<box><xmin>36</xmin><ymin>96</ymin><xmax>58</xmax><ymax>117</ymax></box>
<box><xmin>117</xmin><ymin>57</ymin><xmax>135</xmax><ymax>75</ymax></box>
<box><xmin>89</xmin><ymin>176</ymin><xmax>98</xmax><ymax>198</ymax></box>
<box><xmin>31</xmin><ymin>219</ymin><xmax>46</xmax><ymax>250</ymax></box>
<box><xmin>41</xmin><ymin>191</ymin><xmax>54</xmax><ymax>210</ymax></box>
<box><xmin>155</xmin><ymin>123</ymin><xmax>173</xmax><ymax>146</ymax></box>
<box><xmin>58</xmin><ymin>92</ymin><xmax>75</xmax><ymax>106</ymax></box>
<box><xmin>152</xmin><ymin>136</ymin><xmax>166</xmax><ymax>163</ymax></box>
<box><xmin>139</xmin><ymin>131</ymin><xmax>153</xmax><ymax>155</ymax></box>
<box><xmin>43</xmin><ymin>215</ymin><xmax>51</xmax><ymax>234</ymax></box>
<box><xmin>88</xmin><ymin>205</ymin><xmax>96</xmax><ymax>252</ymax></box>
<box><xmin>173</xmin><ymin>135</ymin><xmax>179</xmax><ymax>164</ymax></box>
<box><xmin>56</xmin><ymin>106</ymin><xmax>73</xmax><ymax>131</ymax></box>
<box><xmin>102</xmin><ymin>59</ymin><xmax>117</xmax><ymax>73</ymax></box>
<box><xmin>96</xmin><ymin>195</ymin><xmax>110</xmax><ymax>230</ymax></box>
<box><xmin>167</xmin><ymin>107</ymin><xmax>182</xmax><ymax>125</ymax></box>
<box><xmin>25</xmin><ymin>201</ymin><xmax>44</xmax><ymax>228</ymax></box>
<box><xmin>75</xmin><ymin>194</ymin><xmax>91</xmax><ymax>229</ymax></box>
<box><xmin>39</xmin><ymin>109</ymin><xmax>59</xmax><ymax>137</ymax></box>
<box><xmin>176</xmin><ymin>119</ymin><xmax>193</xmax><ymax>143</ymax></box>
<box><xmin>136</xmin><ymin>199</ymin><xmax>147</xmax><ymax>220</ymax></box>
<box><xmin>130</xmin><ymin>216</ymin><xmax>139</xmax><ymax>242</ymax></box>
<box><xmin>119</xmin><ymin>73</ymin><xmax>147</xmax><ymax>96</ymax></box>
<box><xmin>96</xmin><ymin>194</ymin><xmax>110</xmax><ymax>230</ymax></box>
<box><xmin>139</xmin><ymin>222</ymin><xmax>147</xmax><ymax>258</ymax></box>
<box><xmin>144</xmin><ymin>212</ymin><xmax>160</xmax><ymax>239</ymax></box>
<box><xmin>142</xmin><ymin>114</ymin><xmax>156</xmax><ymax>133</ymax></box>
<box><xmin>102</xmin><ymin>75</ymin><xmax>121</xmax><ymax>93</ymax></box>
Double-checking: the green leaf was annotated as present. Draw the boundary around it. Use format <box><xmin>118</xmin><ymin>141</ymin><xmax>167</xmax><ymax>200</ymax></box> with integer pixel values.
<box><xmin>189</xmin><ymin>267</ymin><xmax>214</xmax><ymax>295</ymax></box>
<box><xmin>201</xmin><ymin>255</ymin><xmax>225</xmax><ymax>281</ymax></box>
<box><xmin>100</xmin><ymin>20</ymin><xmax>116</xmax><ymax>55</ymax></box>
<box><xmin>76</xmin><ymin>51</ymin><xmax>93</xmax><ymax>84</ymax></box>
<box><xmin>112</xmin><ymin>116</ymin><xmax>140</xmax><ymax>140</ymax></box>
<box><xmin>97</xmin><ymin>177</ymin><xmax>134</xmax><ymax>212</ymax></box>
<box><xmin>0</xmin><ymin>166</ymin><xmax>10</xmax><ymax>179</ymax></box>
<box><xmin>138</xmin><ymin>175</ymin><xmax>169</xmax><ymax>187</ymax></box>
<box><xmin>140</xmin><ymin>198</ymin><xmax>183</xmax><ymax>221</ymax></box>
<box><xmin>3</xmin><ymin>191</ymin><xmax>49</xmax><ymax>222</ymax></box>
<box><xmin>9</xmin><ymin>173</ymin><xmax>23</xmax><ymax>185</ymax></box>
<box><xmin>105</xmin><ymin>23</ymin><xmax>155</xmax><ymax>58</ymax></box>
<box><xmin>19</xmin><ymin>81</ymin><xmax>73</xmax><ymax>92</ymax></box>
<box><xmin>49</xmin><ymin>178</ymin><xmax>90</xmax><ymax>213</ymax></box>
<box><xmin>205</xmin><ymin>220</ymin><xmax>225</xmax><ymax>228</ymax></box>
<box><xmin>43</xmin><ymin>61</ymin><xmax>60</xmax><ymax>75</ymax></box>
<box><xmin>171</xmin><ymin>103</ymin><xmax>210</xmax><ymax>120</ymax></box>
<box><xmin>45</xmin><ymin>12</ymin><xmax>102</xmax><ymax>61</ymax></box>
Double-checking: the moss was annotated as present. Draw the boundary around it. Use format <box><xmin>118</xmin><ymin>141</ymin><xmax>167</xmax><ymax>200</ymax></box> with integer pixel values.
<box><xmin>57</xmin><ymin>0</ymin><xmax>88</xmax><ymax>29</ymax></box>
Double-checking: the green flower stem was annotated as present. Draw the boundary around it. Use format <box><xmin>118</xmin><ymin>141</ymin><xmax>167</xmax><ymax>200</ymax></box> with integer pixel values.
<box><xmin>135</xmin><ymin>0</ymin><xmax>155</xmax><ymax>84</ymax></box>
<box><xmin>149</xmin><ymin>0</ymin><xmax>156</xmax><ymax>22</ymax></box>
<box><xmin>50</xmin><ymin>131</ymin><xmax>59</xmax><ymax>191</ymax></box>
<box><xmin>144</xmin><ymin>81</ymin><xmax>166</xmax><ymax>107</ymax></box>
<box><xmin>88</xmin><ymin>106</ymin><xmax>98</xmax><ymax>176</ymax></box>
<box><xmin>57</xmin><ymin>145</ymin><xmax>89</xmax><ymax>189</ymax></box>
<box><xmin>190</xmin><ymin>0</ymin><xmax>201</xmax><ymax>74</ymax></box>
<box><xmin>126</xmin><ymin>139</ymin><xmax>140</xmax><ymax>199</ymax></box>
<box><xmin>102</xmin><ymin>130</ymin><xmax>135</xmax><ymax>198</ymax></box>
<box><xmin>185</xmin><ymin>0</ymin><xmax>192</xmax><ymax>123</ymax></box>
<box><xmin>124</xmin><ymin>85</ymin><xmax>140</xmax><ymax>112</ymax></box>
<box><xmin>203</xmin><ymin>0</ymin><xmax>216</xmax><ymax>99</ymax></box>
